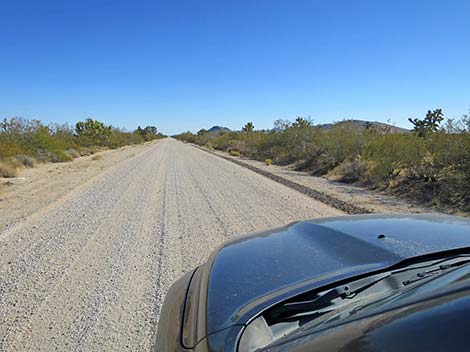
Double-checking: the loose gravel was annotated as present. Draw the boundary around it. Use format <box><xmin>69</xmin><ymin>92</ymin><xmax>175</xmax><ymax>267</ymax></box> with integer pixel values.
<box><xmin>0</xmin><ymin>138</ymin><xmax>342</xmax><ymax>352</ymax></box>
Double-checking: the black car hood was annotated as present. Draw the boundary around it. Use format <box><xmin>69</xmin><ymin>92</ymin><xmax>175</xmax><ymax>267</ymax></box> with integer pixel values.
<box><xmin>203</xmin><ymin>214</ymin><xmax>470</xmax><ymax>336</ymax></box>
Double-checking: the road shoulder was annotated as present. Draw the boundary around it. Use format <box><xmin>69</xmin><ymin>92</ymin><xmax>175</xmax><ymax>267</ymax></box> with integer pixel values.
<box><xmin>0</xmin><ymin>141</ymin><xmax>157</xmax><ymax>230</ymax></box>
<box><xmin>191</xmin><ymin>144</ymin><xmax>429</xmax><ymax>215</ymax></box>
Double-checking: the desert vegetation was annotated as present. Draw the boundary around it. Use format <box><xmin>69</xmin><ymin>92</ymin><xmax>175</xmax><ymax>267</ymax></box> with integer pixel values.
<box><xmin>174</xmin><ymin>110</ymin><xmax>470</xmax><ymax>212</ymax></box>
<box><xmin>0</xmin><ymin>117</ymin><xmax>164</xmax><ymax>177</ymax></box>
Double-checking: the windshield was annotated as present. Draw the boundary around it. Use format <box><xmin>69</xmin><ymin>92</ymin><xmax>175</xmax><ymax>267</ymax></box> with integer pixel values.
<box><xmin>239</xmin><ymin>255</ymin><xmax>470</xmax><ymax>352</ymax></box>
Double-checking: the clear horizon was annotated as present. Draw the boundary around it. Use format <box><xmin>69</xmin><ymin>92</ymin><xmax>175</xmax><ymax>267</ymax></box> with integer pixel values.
<box><xmin>1</xmin><ymin>0</ymin><xmax>469</xmax><ymax>135</ymax></box>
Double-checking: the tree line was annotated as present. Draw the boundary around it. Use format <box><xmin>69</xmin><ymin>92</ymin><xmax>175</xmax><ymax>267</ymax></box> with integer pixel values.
<box><xmin>0</xmin><ymin>117</ymin><xmax>164</xmax><ymax>177</ymax></box>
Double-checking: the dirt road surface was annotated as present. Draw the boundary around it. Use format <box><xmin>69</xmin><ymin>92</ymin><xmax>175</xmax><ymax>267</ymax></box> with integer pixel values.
<box><xmin>0</xmin><ymin>138</ymin><xmax>342</xmax><ymax>351</ymax></box>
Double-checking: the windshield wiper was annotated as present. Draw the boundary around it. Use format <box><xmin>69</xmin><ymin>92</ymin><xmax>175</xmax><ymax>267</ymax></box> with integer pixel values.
<box><xmin>266</xmin><ymin>255</ymin><xmax>470</xmax><ymax>324</ymax></box>
<box><xmin>402</xmin><ymin>258</ymin><xmax>470</xmax><ymax>286</ymax></box>
<box><xmin>266</xmin><ymin>273</ymin><xmax>390</xmax><ymax>323</ymax></box>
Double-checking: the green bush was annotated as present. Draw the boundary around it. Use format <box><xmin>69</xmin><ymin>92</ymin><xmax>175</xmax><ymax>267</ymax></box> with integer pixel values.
<box><xmin>108</xmin><ymin>128</ymin><xmax>143</xmax><ymax>149</ymax></box>
<box><xmin>75</xmin><ymin>118</ymin><xmax>111</xmax><ymax>146</ymax></box>
<box><xmin>134</xmin><ymin>125</ymin><xmax>162</xmax><ymax>141</ymax></box>
<box><xmin>0</xmin><ymin>140</ymin><xmax>23</xmax><ymax>157</ymax></box>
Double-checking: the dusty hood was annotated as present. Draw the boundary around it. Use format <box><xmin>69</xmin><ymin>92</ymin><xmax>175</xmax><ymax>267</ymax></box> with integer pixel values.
<box><xmin>204</xmin><ymin>214</ymin><xmax>470</xmax><ymax>335</ymax></box>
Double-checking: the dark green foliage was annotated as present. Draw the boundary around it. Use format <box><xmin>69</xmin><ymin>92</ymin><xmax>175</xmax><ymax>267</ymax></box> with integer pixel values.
<box><xmin>292</xmin><ymin>116</ymin><xmax>313</xmax><ymax>128</ymax></box>
<box><xmin>242</xmin><ymin>122</ymin><xmax>254</xmax><ymax>133</ymax></box>
<box><xmin>134</xmin><ymin>125</ymin><xmax>162</xmax><ymax>142</ymax></box>
<box><xmin>75</xmin><ymin>118</ymin><xmax>112</xmax><ymax>146</ymax></box>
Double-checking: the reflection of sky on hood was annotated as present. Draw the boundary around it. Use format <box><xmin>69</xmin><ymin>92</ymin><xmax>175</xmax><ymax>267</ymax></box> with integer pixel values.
<box><xmin>319</xmin><ymin>214</ymin><xmax>470</xmax><ymax>257</ymax></box>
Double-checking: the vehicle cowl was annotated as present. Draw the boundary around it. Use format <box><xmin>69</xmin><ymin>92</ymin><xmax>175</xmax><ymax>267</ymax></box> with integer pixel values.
<box><xmin>203</xmin><ymin>214</ymin><xmax>470</xmax><ymax>336</ymax></box>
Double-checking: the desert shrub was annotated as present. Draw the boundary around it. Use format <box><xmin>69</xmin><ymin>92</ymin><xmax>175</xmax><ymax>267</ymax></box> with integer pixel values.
<box><xmin>172</xmin><ymin>112</ymin><xmax>469</xmax><ymax>212</ymax></box>
<box><xmin>328</xmin><ymin>157</ymin><xmax>366</xmax><ymax>183</ymax></box>
<box><xmin>34</xmin><ymin>148</ymin><xmax>72</xmax><ymax>163</ymax></box>
<box><xmin>229</xmin><ymin>150</ymin><xmax>241</xmax><ymax>157</ymax></box>
<box><xmin>424</xmin><ymin>132</ymin><xmax>470</xmax><ymax>209</ymax></box>
<box><xmin>0</xmin><ymin>117</ymin><xmax>155</xmax><ymax>168</ymax></box>
<box><xmin>173</xmin><ymin>131</ymin><xmax>199</xmax><ymax>144</ymax></box>
<box><xmin>287</xmin><ymin>126</ymin><xmax>322</xmax><ymax>162</ymax></box>
<box><xmin>0</xmin><ymin>160</ymin><xmax>18</xmax><ymax>177</ymax></box>
<box><xmin>66</xmin><ymin>149</ymin><xmax>80</xmax><ymax>158</ymax></box>
<box><xmin>75</xmin><ymin>118</ymin><xmax>111</xmax><ymax>146</ymax></box>
<box><xmin>361</xmin><ymin>129</ymin><xmax>470</xmax><ymax>208</ymax></box>
<box><xmin>133</xmin><ymin>125</ymin><xmax>163</xmax><ymax>141</ymax></box>
<box><xmin>362</xmin><ymin>134</ymin><xmax>425</xmax><ymax>185</ymax></box>
<box><xmin>13</xmin><ymin>154</ymin><xmax>37</xmax><ymax>167</ymax></box>
<box><xmin>265</xmin><ymin>158</ymin><xmax>273</xmax><ymax>166</ymax></box>
<box><xmin>0</xmin><ymin>140</ymin><xmax>23</xmax><ymax>157</ymax></box>
<box><xmin>299</xmin><ymin>123</ymin><xmax>367</xmax><ymax>174</ymax></box>
<box><xmin>211</xmin><ymin>132</ymin><xmax>240</xmax><ymax>151</ymax></box>
<box><xmin>88</xmin><ymin>146</ymin><xmax>100</xmax><ymax>154</ymax></box>
<box><xmin>49</xmin><ymin>123</ymin><xmax>78</xmax><ymax>150</ymax></box>
<box><xmin>107</xmin><ymin>128</ymin><xmax>143</xmax><ymax>149</ymax></box>
<box><xmin>52</xmin><ymin>150</ymin><xmax>73</xmax><ymax>162</ymax></box>
<box><xmin>79</xmin><ymin>148</ymin><xmax>92</xmax><ymax>156</ymax></box>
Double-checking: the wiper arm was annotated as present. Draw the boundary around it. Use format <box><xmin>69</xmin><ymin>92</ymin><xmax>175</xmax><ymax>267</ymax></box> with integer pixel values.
<box><xmin>266</xmin><ymin>273</ymin><xmax>390</xmax><ymax>323</ymax></box>
<box><xmin>266</xmin><ymin>286</ymin><xmax>342</xmax><ymax>323</ymax></box>
<box><xmin>266</xmin><ymin>255</ymin><xmax>470</xmax><ymax>325</ymax></box>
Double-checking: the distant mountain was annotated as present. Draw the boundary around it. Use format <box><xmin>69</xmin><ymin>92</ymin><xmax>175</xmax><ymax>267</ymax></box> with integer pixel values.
<box><xmin>203</xmin><ymin>121</ymin><xmax>407</xmax><ymax>134</ymax></box>
<box><xmin>207</xmin><ymin>126</ymin><xmax>231</xmax><ymax>133</ymax></box>
<box><xmin>319</xmin><ymin>120</ymin><xmax>408</xmax><ymax>133</ymax></box>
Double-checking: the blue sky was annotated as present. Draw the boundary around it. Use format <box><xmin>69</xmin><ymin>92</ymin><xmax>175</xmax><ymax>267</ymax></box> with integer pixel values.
<box><xmin>1</xmin><ymin>0</ymin><xmax>469</xmax><ymax>135</ymax></box>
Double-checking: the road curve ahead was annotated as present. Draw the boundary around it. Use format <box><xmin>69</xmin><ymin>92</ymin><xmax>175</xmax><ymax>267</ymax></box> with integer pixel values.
<box><xmin>0</xmin><ymin>138</ymin><xmax>342</xmax><ymax>351</ymax></box>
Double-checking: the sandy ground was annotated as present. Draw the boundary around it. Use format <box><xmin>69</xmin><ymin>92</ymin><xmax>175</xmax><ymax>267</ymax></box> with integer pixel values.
<box><xmin>0</xmin><ymin>138</ymin><xmax>342</xmax><ymax>351</ymax></box>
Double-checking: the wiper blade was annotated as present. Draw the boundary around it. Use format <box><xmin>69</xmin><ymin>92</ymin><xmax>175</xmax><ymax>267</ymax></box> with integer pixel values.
<box><xmin>266</xmin><ymin>286</ymin><xmax>342</xmax><ymax>322</ymax></box>
<box><xmin>266</xmin><ymin>273</ymin><xmax>390</xmax><ymax>323</ymax></box>
<box><xmin>266</xmin><ymin>255</ymin><xmax>470</xmax><ymax>325</ymax></box>
<box><xmin>402</xmin><ymin>258</ymin><xmax>470</xmax><ymax>286</ymax></box>
<box><xmin>263</xmin><ymin>255</ymin><xmax>470</xmax><ymax>324</ymax></box>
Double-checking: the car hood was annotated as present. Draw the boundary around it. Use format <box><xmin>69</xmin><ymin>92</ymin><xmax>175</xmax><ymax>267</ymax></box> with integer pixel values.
<box><xmin>203</xmin><ymin>214</ymin><xmax>470</xmax><ymax>336</ymax></box>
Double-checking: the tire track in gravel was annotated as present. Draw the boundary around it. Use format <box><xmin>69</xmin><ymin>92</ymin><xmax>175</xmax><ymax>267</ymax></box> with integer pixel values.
<box><xmin>0</xmin><ymin>171</ymin><xmax>139</xmax><ymax>347</ymax></box>
<box><xmin>1</xmin><ymin>141</ymin><xmax>170</xmax><ymax>351</ymax></box>
<box><xmin>0</xmin><ymin>138</ymin><xmax>342</xmax><ymax>352</ymax></box>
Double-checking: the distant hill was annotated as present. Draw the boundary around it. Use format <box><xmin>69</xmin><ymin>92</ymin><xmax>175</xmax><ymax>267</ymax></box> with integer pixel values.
<box><xmin>319</xmin><ymin>120</ymin><xmax>408</xmax><ymax>133</ymax></box>
<box><xmin>203</xmin><ymin>121</ymin><xmax>407</xmax><ymax>134</ymax></box>
<box><xmin>207</xmin><ymin>126</ymin><xmax>231</xmax><ymax>133</ymax></box>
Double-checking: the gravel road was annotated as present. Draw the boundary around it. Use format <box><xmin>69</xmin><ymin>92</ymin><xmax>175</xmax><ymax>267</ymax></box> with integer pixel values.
<box><xmin>0</xmin><ymin>138</ymin><xmax>341</xmax><ymax>351</ymax></box>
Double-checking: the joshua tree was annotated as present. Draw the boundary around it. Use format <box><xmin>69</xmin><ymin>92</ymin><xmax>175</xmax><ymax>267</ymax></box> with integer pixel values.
<box><xmin>242</xmin><ymin>122</ymin><xmax>254</xmax><ymax>133</ymax></box>
<box><xmin>408</xmin><ymin>109</ymin><xmax>444</xmax><ymax>137</ymax></box>
<box><xmin>292</xmin><ymin>116</ymin><xmax>313</xmax><ymax>128</ymax></box>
